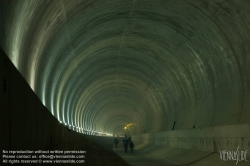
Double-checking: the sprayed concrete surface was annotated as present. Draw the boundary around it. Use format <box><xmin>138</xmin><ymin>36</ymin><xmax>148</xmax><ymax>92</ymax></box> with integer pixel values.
<box><xmin>113</xmin><ymin>143</ymin><xmax>250</xmax><ymax>166</ymax></box>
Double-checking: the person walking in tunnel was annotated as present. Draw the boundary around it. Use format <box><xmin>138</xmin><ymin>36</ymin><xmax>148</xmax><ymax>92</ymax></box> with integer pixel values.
<box><xmin>123</xmin><ymin>134</ymin><xmax>128</xmax><ymax>153</ymax></box>
<box><xmin>114</xmin><ymin>137</ymin><xmax>119</xmax><ymax>148</ymax></box>
<box><xmin>129</xmin><ymin>140</ymin><xmax>134</xmax><ymax>153</ymax></box>
<box><xmin>127</xmin><ymin>136</ymin><xmax>131</xmax><ymax>144</ymax></box>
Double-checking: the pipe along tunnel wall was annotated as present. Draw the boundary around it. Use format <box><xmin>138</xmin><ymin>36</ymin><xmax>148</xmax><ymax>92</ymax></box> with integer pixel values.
<box><xmin>0</xmin><ymin>48</ymin><xmax>130</xmax><ymax>166</ymax></box>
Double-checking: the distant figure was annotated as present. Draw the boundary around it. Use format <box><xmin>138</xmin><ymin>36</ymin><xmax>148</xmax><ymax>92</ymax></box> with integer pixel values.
<box><xmin>114</xmin><ymin>137</ymin><xmax>119</xmax><ymax>148</ymax></box>
<box><xmin>129</xmin><ymin>141</ymin><xmax>134</xmax><ymax>153</ymax></box>
<box><xmin>127</xmin><ymin>136</ymin><xmax>131</xmax><ymax>144</ymax></box>
<box><xmin>123</xmin><ymin>134</ymin><xmax>128</xmax><ymax>153</ymax></box>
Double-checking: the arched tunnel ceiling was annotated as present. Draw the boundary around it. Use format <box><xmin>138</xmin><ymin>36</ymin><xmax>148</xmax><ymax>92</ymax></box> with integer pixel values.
<box><xmin>0</xmin><ymin>0</ymin><xmax>250</xmax><ymax>135</ymax></box>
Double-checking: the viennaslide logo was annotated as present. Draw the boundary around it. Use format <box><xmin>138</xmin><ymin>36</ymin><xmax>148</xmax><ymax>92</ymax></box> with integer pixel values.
<box><xmin>219</xmin><ymin>146</ymin><xmax>248</xmax><ymax>165</ymax></box>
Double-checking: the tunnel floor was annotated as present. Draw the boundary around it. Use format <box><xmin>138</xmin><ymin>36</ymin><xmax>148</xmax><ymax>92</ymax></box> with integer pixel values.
<box><xmin>112</xmin><ymin>143</ymin><xmax>250</xmax><ymax>166</ymax></box>
<box><xmin>113</xmin><ymin>146</ymin><xmax>170</xmax><ymax>166</ymax></box>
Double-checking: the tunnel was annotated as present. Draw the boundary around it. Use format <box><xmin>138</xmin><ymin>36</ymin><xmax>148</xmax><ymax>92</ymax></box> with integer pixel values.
<box><xmin>0</xmin><ymin>0</ymin><xmax>250</xmax><ymax>165</ymax></box>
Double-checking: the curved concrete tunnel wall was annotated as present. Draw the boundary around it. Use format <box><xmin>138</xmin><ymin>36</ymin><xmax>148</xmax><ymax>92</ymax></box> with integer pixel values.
<box><xmin>0</xmin><ymin>48</ymin><xmax>130</xmax><ymax>166</ymax></box>
<box><xmin>0</xmin><ymin>0</ymin><xmax>250</xmax><ymax>137</ymax></box>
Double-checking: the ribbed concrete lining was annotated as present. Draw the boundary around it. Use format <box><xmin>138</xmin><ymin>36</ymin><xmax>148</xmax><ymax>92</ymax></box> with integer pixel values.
<box><xmin>0</xmin><ymin>0</ymin><xmax>250</xmax><ymax>135</ymax></box>
<box><xmin>0</xmin><ymin>49</ymin><xmax>130</xmax><ymax>166</ymax></box>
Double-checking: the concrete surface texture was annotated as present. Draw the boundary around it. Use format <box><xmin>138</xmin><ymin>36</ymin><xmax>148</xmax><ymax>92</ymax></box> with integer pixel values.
<box><xmin>0</xmin><ymin>0</ymin><xmax>250</xmax><ymax>135</ymax></box>
<box><xmin>133</xmin><ymin>124</ymin><xmax>250</xmax><ymax>154</ymax></box>
<box><xmin>114</xmin><ymin>143</ymin><xmax>250</xmax><ymax>166</ymax></box>
<box><xmin>1</xmin><ymin>0</ymin><xmax>250</xmax><ymax>165</ymax></box>
<box><xmin>0</xmin><ymin>48</ymin><xmax>130</xmax><ymax>166</ymax></box>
